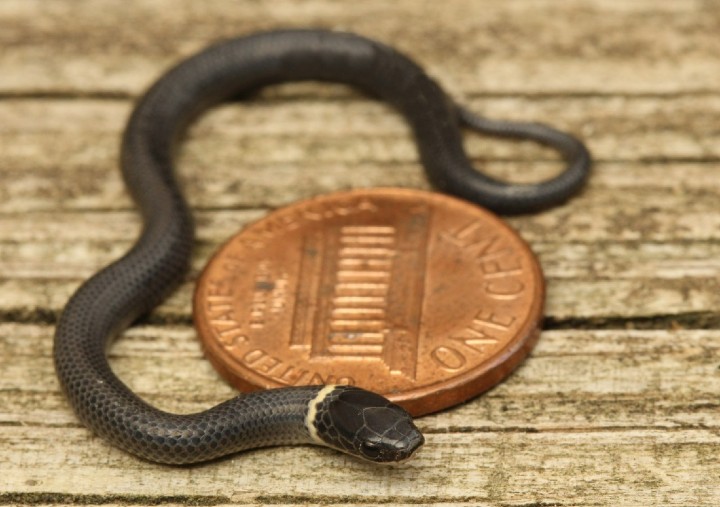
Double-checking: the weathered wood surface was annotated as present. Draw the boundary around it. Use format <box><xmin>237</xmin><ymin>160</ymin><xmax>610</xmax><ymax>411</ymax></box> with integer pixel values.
<box><xmin>1</xmin><ymin>0</ymin><xmax>719</xmax><ymax>505</ymax></box>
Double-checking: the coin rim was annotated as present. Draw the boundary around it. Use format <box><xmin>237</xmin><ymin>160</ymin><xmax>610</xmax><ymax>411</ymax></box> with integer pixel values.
<box><xmin>193</xmin><ymin>187</ymin><xmax>545</xmax><ymax>416</ymax></box>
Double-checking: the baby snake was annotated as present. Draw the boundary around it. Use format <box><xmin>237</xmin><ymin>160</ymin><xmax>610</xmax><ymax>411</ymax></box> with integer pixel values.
<box><xmin>53</xmin><ymin>29</ymin><xmax>590</xmax><ymax>464</ymax></box>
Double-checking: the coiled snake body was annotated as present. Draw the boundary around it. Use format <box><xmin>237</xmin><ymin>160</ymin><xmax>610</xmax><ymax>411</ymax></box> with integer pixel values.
<box><xmin>54</xmin><ymin>30</ymin><xmax>590</xmax><ymax>464</ymax></box>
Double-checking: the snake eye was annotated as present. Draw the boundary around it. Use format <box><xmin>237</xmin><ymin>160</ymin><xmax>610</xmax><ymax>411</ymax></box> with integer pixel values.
<box><xmin>360</xmin><ymin>441</ymin><xmax>381</xmax><ymax>459</ymax></box>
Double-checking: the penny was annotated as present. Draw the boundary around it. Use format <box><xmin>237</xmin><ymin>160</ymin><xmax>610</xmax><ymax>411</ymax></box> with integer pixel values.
<box><xmin>193</xmin><ymin>188</ymin><xmax>544</xmax><ymax>416</ymax></box>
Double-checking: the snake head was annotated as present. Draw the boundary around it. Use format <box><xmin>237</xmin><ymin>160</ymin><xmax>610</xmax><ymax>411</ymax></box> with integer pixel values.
<box><xmin>311</xmin><ymin>386</ymin><xmax>424</xmax><ymax>463</ymax></box>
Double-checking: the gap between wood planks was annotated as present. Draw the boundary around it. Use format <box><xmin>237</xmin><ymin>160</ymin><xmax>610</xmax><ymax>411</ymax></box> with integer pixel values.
<box><xmin>2</xmin><ymin>306</ymin><xmax>717</xmax><ymax>331</ymax></box>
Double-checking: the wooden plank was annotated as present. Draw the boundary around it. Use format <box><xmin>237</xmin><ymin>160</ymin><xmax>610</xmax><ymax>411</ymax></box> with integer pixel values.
<box><xmin>2</xmin><ymin>324</ymin><xmax>719</xmax><ymax>505</ymax></box>
<box><xmin>1</xmin><ymin>95</ymin><xmax>719</xmax><ymax>213</ymax></box>
<box><xmin>4</xmin><ymin>426</ymin><xmax>719</xmax><ymax>505</ymax></box>
<box><xmin>4</xmin><ymin>324</ymin><xmax>720</xmax><ymax>429</ymax></box>
<box><xmin>1</xmin><ymin>0</ymin><xmax>719</xmax><ymax>95</ymax></box>
<box><xmin>3</xmin><ymin>241</ymin><xmax>720</xmax><ymax>321</ymax></box>
<box><xmin>6</xmin><ymin>234</ymin><xmax>720</xmax><ymax>281</ymax></box>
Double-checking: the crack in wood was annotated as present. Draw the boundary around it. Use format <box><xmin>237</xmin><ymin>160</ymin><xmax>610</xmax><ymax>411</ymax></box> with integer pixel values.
<box><xmin>3</xmin><ymin>308</ymin><xmax>719</xmax><ymax>331</ymax></box>
<box><xmin>0</xmin><ymin>493</ymin><xmax>229</xmax><ymax>506</ymax></box>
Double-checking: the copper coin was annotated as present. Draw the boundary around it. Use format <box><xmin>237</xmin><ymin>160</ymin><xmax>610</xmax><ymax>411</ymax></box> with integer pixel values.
<box><xmin>193</xmin><ymin>188</ymin><xmax>544</xmax><ymax>416</ymax></box>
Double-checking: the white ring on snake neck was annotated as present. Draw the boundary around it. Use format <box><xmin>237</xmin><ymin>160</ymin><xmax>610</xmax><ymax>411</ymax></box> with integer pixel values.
<box><xmin>305</xmin><ymin>384</ymin><xmax>338</xmax><ymax>444</ymax></box>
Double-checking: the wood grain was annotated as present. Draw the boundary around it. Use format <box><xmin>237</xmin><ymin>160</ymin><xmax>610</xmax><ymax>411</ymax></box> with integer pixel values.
<box><xmin>2</xmin><ymin>324</ymin><xmax>720</xmax><ymax>505</ymax></box>
<box><xmin>2</xmin><ymin>1</ymin><xmax>719</xmax><ymax>506</ymax></box>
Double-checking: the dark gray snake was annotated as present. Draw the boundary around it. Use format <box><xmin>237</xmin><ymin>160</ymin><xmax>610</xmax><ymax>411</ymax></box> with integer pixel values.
<box><xmin>53</xmin><ymin>29</ymin><xmax>591</xmax><ymax>465</ymax></box>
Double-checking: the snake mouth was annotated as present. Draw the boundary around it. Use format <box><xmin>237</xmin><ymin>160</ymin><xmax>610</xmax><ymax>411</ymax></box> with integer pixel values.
<box><xmin>399</xmin><ymin>430</ymin><xmax>425</xmax><ymax>461</ymax></box>
<box><xmin>374</xmin><ymin>426</ymin><xmax>425</xmax><ymax>464</ymax></box>
<box><xmin>375</xmin><ymin>432</ymin><xmax>425</xmax><ymax>465</ymax></box>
